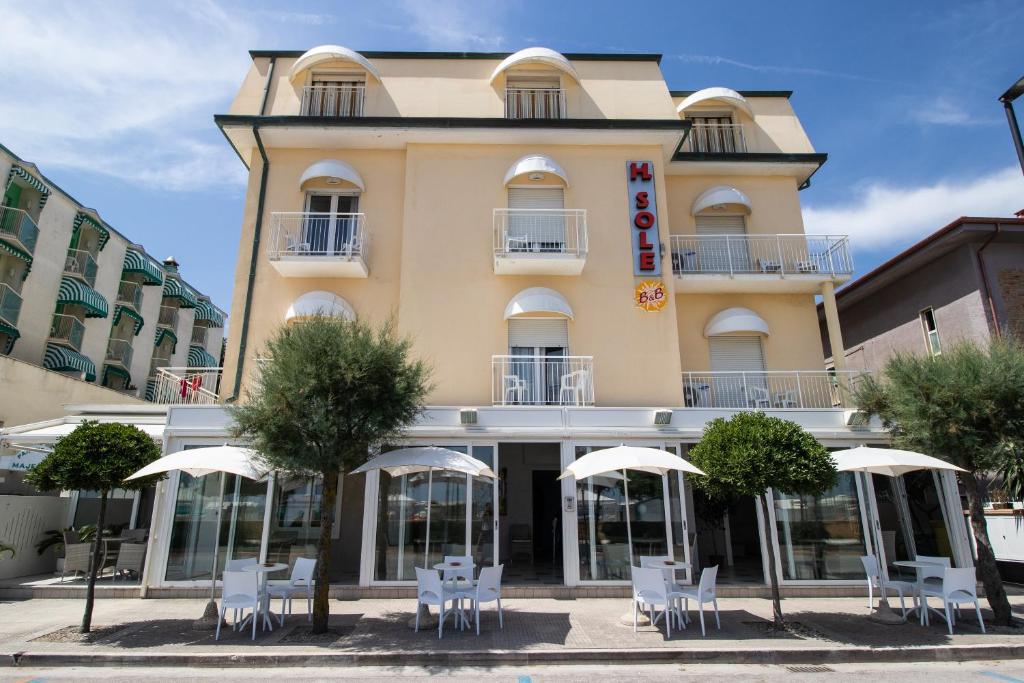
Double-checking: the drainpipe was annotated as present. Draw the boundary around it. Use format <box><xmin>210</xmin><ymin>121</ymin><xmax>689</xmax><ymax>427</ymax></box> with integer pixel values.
<box><xmin>999</xmin><ymin>76</ymin><xmax>1024</xmax><ymax>177</ymax></box>
<box><xmin>976</xmin><ymin>223</ymin><xmax>1002</xmax><ymax>339</ymax></box>
<box><xmin>227</xmin><ymin>57</ymin><xmax>275</xmax><ymax>402</ymax></box>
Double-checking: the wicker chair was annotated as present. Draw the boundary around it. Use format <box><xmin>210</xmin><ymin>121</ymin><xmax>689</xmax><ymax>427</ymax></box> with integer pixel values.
<box><xmin>61</xmin><ymin>543</ymin><xmax>92</xmax><ymax>582</ymax></box>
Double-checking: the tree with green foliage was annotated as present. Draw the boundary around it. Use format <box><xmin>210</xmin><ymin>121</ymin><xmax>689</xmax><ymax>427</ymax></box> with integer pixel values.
<box><xmin>25</xmin><ymin>421</ymin><xmax>161</xmax><ymax>633</ymax></box>
<box><xmin>230</xmin><ymin>315</ymin><xmax>431</xmax><ymax>634</ymax></box>
<box><xmin>689</xmin><ymin>411</ymin><xmax>837</xmax><ymax>627</ymax></box>
<box><xmin>854</xmin><ymin>338</ymin><xmax>1024</xmax><ymax>626</ymax></box>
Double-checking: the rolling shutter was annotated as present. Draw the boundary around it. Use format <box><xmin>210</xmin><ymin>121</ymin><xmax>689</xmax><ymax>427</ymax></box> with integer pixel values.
<box><xmin>695</xmin><ymin>215</ymin><xmax>746</xmax><ymax>235</ymax></box>
<box><xmin>709</xmin><ymin>336</ymin><xmax>764</xmax><ymax>372</ymax></box>
<box><xmin>508</xmin><ymin>319</ymin><xmax>568</xmax><ymax>348</ymax></box>
<box><xmin>507</xmin><ymin>187</ymin><xmax>564</xmax><ymax>209</ymax></box>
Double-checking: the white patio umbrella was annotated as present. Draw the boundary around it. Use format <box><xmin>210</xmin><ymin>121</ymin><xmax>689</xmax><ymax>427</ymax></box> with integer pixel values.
<box><xmin>831</xmin><ymin>445</ymin><xmax>965</xmax><ymax>624</ymax></box>
<box><xmin>350</xmin><ymin>446</ymin><xmax>496</xmax><ymax>568</ymax></box>
<box><xmin>124</xmin><ymin>445</ymin><xmax>268</xmax><ymax>629</ymax></box>
<box><xmin>558</xmin><ymin>445</ymin><xmax>706</xmax><ymax>480</ymax></box>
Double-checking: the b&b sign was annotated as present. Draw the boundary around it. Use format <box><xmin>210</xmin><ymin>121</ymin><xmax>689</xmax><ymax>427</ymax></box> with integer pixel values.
<box><xmin>626</xmin><ymin>160</ymin><xmax>661</xmax><ymax>276</ymax></box>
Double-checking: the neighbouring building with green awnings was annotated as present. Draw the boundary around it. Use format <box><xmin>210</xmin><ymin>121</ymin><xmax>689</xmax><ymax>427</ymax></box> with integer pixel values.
<box><xmin>112</xmin><ymin>304</ymin><xmax>144</xmax><ymax>335</ymax></box>
<box><xmin>194</xmin><ymin>297</ymin><xmax>225</xmax><ymax>327</ymax></box>
<box><xmin>162</xmin><ymin>276</ymin><xmax>197</xmax><ymax>308</ymax></box>
<box><xmin>154</xmin><ymin>327</ymin><xmax>178</xmax><ymax>353</ymax></box>
<box><xmin>56</xmin><ymin>276</ymin><xmax>108</xmax><ymax>318</ymax></box>
<box><xmin>43</xmin><ymin>343</ymin><xmax>96</xmax><ymax>382</ymax></box>
<box><xmin>72</xmin><ymin>210</ymin><xmax>110</xmax><ymax>250</ymax></box>
<box><xmin>5</xmin><ymin>164</ymin><xmax>50</xmax><ymax>209</ymax></box>
<box><xmin>187</xmin><ymin>344</ymin><xmax>218</xmax><ymax>368</ymax></box>
<box><xmin>102</xmin><ymin>364</ymin><xmax>131</xmax><ymax>388</ymax></box>
<box><xmin>122</xmin><ymin>247</ymin><xmax>165</xmax><ymax>286</ymax></box>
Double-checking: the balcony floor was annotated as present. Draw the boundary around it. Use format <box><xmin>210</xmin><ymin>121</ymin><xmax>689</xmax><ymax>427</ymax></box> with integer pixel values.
<box><xmin>494</xmin><ymin>254</ymin><xmax>586</xmax><ymax>276</ymax></box>
<box><xmin>674</xmin><ymin>272</ymin><xmax>851</xmax><ymax>294</ymax></box>
<box><xmin>270</xmin><ymin>255</ymin><xmax>368</xmax><ymax>278</ymax></box>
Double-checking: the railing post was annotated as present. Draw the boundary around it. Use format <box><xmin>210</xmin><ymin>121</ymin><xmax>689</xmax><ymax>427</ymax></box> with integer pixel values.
<box><xmin>742</xmin><ymin>372</ymin><xmax>749</xmax><ymax>409</ymax></box>
<box><xmin>725</xmin><ymin>235</ymin><xmax>734</xmax><ymax>276</ymax></box>
<box><xmin>827</xmin><ymin>238</ymin><xmax>837</xmax><ymax>276</ymax></box>
<box><xmin>777</xmin><ymin>235</ymin><xmax>786</xmax><ymax>275</ymax></box>
<box><xmin>795</xmin><ymin>372</ymin><xmax>804</xmax><ymax>408</ymax></box>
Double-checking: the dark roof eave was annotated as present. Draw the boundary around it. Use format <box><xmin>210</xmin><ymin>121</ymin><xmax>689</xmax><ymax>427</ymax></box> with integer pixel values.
<box><xmin>670</xmin><ymin>90</ymin><xmax>793</xmax><ymax>99</ymax></box>
<box><xmin>214</xmin><ymin>114</ymin><xmax>690</xmax><ymax>131</ymax></box>
<box><xmin>248</xmin><ymin>50</ymin><xmax>662</xmax><ymax>63</ymax></box>
<box><xmin>672</xmin><ymin>152</ymin><xmax>826</xmax><ymax>164</ymax></box>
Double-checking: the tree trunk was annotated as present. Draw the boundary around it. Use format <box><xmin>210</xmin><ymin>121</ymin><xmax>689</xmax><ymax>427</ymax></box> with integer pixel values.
<box><xmin>313</xmin><ymin>469</ymin><xmax>339</xmax><ymax>634</ymax></box>
<box><xmin>961</xmin><ymin>473</ymin><xmax>1013</xmax><ymax>626</ymax></box>
<box><xmin>82</xmin><ymin>490</ymin><xmax>108</xmax><ymax>633</ymax></box>
<box><xmin>758</xmin><ymin>493</ymin><xmax>785</xmax><ymax>627</ymax></box>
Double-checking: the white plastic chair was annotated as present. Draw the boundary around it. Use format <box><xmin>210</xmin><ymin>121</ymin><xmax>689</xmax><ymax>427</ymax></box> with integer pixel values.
<box><xmin>503</xmin><ymin>375</ymin><xmax>526</xmax><ymax>404</ymax></box>
<box><xmin>631</xmin><ymin>565</ymin><xmax>676</xmax><ymax>637</ymax></box>
<box><xmin>217</xmin><ymin>570</ymin><xmax>260</xmax><ymax>641</ymax></box>
<box><xmin>559</xmin><ymin>369</ymin><xmax>589</xmax><ymax>406</ymax></box>
<box><xmin>674</xmin><ymin>565</ymin><xmax>720</xmax><ymax>636</ymax></box>
<box><xmin>919</xmin><ymin>567</ymin><xmax>985</xmax><ymax>634</ymax></box>
<box><xmin>267</xmin><ymin>557</ymin><xmax>316</xmax><ymax>625</ymax></box>
<box><xmin>224</xmin><ymin>558</ymin><xmax>259</xmax><ymax>622</ymax></box>
<box><xmin>860</xmin><ymin>555</ymin><xmax>913</xmax><ymax>617</ymax></box>
<box><xmin>415</xmin><ymin>567</ymin><xmax>468</xmax><ymax>639</ymax></box>
<box><xmin>471</xmin><ymin>565</ymin><xmax>504</xmax><ymax>635</ymax></box>
<box><xmin>747</xmin><ymin>386</ymin><xmax>772</xmax><ymax>409</ymax></box>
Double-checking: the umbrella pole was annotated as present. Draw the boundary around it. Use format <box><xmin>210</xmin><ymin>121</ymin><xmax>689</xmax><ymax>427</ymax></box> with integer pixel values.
<box><xmin>194</xmin><ymin>471</ymin><xmax>227</xmax><ymax>630</ymax></box>
<box><xmin>863</xmin><ymin>472</ymin><xmax>904</xmax><ymax>625</ymax></box>
<box><xmin>424</xmin><ymin>468</ymin><xmax>432</xmax><ymax>569</ymax></box>
<box><xmin>623</xmin><ymin>469</ymin><xmax>634</xmax><ymax>569</ymax></box>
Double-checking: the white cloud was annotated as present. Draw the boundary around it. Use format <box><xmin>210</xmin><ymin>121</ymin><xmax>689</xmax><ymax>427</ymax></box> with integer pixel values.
<box><xmin>803</xmin><ymin>167</ymin><xmax>1024</xmax><ymax>250</ymax></box>
<box><xmin>396</xmin><ymin>0</ymin><xmax>507</xmax><ymax>50</ymax></box>
<box><xmin>0</xmin><ymin>0</ymin><xmax>255</xmax><ymax>191</ymax></box>
<box><xmin>910</xmin><ymin>98</ymin><xmax>999</xmax><ymax>126</ymax></box>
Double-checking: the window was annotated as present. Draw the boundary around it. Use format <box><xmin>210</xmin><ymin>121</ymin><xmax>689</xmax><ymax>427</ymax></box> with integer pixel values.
<box><xmin>506</xmin><ymin>187</ymin><xmax>566</xmax><ymax>252</ymax></box>
<box><xmin>302</xmin><ymin>192</ymin><xmax>360</xmax><ymax>255</ymax></box>
<box><xmin>505</xmin><ymin>74</ymin><xmax>564</xmax><ymax>119</ymax></box>
<box><xmin>686</xmin><ymin>113</ymin><xmax>744</xmax><ymax>153</ymax></box>
<box><xmin>301</xmin><ymin>74</ymin><xmax>365</xmax><ymax>117</ymax></box>
<box><xmin>920</xmin><ymin>308</ymin><xmax>941</xmax><ymax>356</ymax></box>
<box><xmin>507</xmin><ymin>318</ymin><xmax>569</xmax><ymax>405</ymax></box>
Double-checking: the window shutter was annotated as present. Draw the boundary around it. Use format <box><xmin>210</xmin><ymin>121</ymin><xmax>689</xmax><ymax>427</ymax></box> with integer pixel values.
<box><xmin>507</xmin><ymin>187</ymin><xmax>564</xmax><ymax>209</ymax></box>
<box><xmin>709</xmin><ymin>336</ymin><xmax>765</xmax><ymax>372</ymax></box>
<box><xmin>696</xmin><ymin>215</ymin><xmax>746</xmax><ymax>235</ymax></box>
<box><xmin>508</xmin><ymin>319</ymin><xmax>569</xmax><ymax>348</ymax></box>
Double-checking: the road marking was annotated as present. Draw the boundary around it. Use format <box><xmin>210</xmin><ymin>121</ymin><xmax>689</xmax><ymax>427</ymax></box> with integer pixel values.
<box><xmin>980</xmin><ymin>672</ymin><xmax>1024</xmax><ymax>683</ymax></box>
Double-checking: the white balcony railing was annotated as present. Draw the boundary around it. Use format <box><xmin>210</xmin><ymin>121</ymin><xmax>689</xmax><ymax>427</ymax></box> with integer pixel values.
<box><xmin>116</xmin><ymin>280</ymin><xmax>143</xmax><ymax>312</ymax></box>
<box><xmin>157</xmin><ymin>305</ymin><xmax>178</xmax><ymax>329</ymax></box>
<box><xmin>106</xmin><ymin>337</ymin><xmax>134</xmax><ymax>370</ymax></box>
<box><xmin>300</xmin><ymin>84</ymin><xmax>365</xmax><ymax>117</ymax></box>
<box><xmin>492</xmin><ymin>355</ymin><xmax>594</xmax><ymax>406</ymax></box>
<box><xmin>493</xmin><ymin>209</ymin><xmax>587</xmax><ymax>275</ymax></box>
<box><xmin>64</xmin><ymin>249</ymin><xmax>99</xmax><ymax>288</ymax></box>
<box><xmin>0</xmin><ymin>282</ymin><xmax>23</xmax><ymax>328</ymax></box>
<box><xmin>681</xmin><ymin>371</ymin><xmax>865</xmax><ymax>409</ymax></box>
<box><xmin>153</xmin><ymin>366</ymin><xmax>221</xmax><ymax>405</ymax></box>
<box><xmin>48</xmin><ymin>313</ymin><xmax>85</xmax><ymax>351</ymax></box>
<box><xmin>505</xmin><ymin>87</ymin><xmax>566</xmax><ymax>119</ymax></box>
<box><xmin>268</xmin><ymin>212</ymin><xmax>368</xmax><ymax>277</ymax></box>
<box><xmin>0</xmin><ymin>206</ymin><xmax>40</xmax><ymax>254</ymax></box>
<box><xmin>671</xmin><ymin>234</ymin><xmax>853</xmax><ymax>277</ymax></box>
<box><xmin>681</xmin><ymin>123</ymin><xmax>747</xmax><ymax>154</ymax></box>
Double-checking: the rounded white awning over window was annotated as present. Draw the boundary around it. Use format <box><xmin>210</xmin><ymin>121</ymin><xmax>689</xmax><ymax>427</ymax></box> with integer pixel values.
<box><xmin>289</xmin><ymin>45</ymin><xmax>381</xmax><ymax>81</ymax></box>
<box><xmin>691</xmin><ymin>185</ymin><xmax>752</xmax><ymax>215</ymax></box>
<box><xmin>299</xmin><ymin>159</ymin><xmax>365</xmax><ymax>191</ymax></box>
<box><xmin>489</xmin><ymin>47</ymin><xmax>580</xmax><ymax>84</ymax></box>
<box><xmin>285</xmin><ymin>291</ymin><xmax>356</xmax><ymax>323</ymax></box>
<box><xmin>504</xmin><ymin>287</ymin><xmax>574</xmax><ymax>319</ymax></box>
<box><xmin>704</xmin><ymin>307</ymin><xmax>770</xmax><ymax>337</ymax></box>
<box><xmin>676</xmin><ymin>87</ymin><xmax>753</xmax><ymax>117</ymax></box>
<box><xmin>503</xmin><ymin>154</ymin><xmax>569</xmax><ymax>186</ymax></box>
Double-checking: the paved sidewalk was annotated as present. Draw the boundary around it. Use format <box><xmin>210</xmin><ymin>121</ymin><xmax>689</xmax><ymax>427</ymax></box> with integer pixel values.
<box><xmin>1</xmin><ymin>596</ymin><xmax>1023</xmax><ymax>667</ymax></box>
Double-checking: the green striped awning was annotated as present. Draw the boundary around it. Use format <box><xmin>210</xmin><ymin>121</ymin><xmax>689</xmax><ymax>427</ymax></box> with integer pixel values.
<box><xmin>162</xmin><ymin>276</ymin><xmax>197</xmax><ymax>308</ymax></box>
<box><xmin>6</xmin><ymin>165</ymin><xmax>50</xmax><ymax>209</ymax></box>
<box><xmin>188</xmin><ymin>344</ymin><xmax>218</xmax><ymax>368</ymax></box>
<box><xmin>72</xmin><ymin>211</ymin><xmax>111</xmax><ymax>251</ymax></box>
<box><xmin>154</xmin><ymin>326</ymin><xmax>177</xmax><ymax>353</ymax></box>
<box><xmin>194</xmin><ymin>298</ymin><xmax>225</xmax><ymax>327</ymax></box>
<box><xmin>144</xmin><ymin>377</ymin><xmax>156</xmax><ymax>402</ymax></box>
<box><xmin>122</xmin><ymin>248</ymin><xmax>164</xmax><ymax>286</ymax></box>
<box><xmin>0</xmin><ymin>321</ymin><xmax>19</xmax><ymax>354</ymax></box>
<box><xmin>112</xmin><ymin>304</ymin><xmax>144</xmax><ymax>336</ymax></box>
<box><xmin>43</xmin><ymin>343</ymin><xmax>96</xmax><ymax>382</ymax></box>
<box><xmin>57</xmin><ymin>276</ymin><xmax>108</xmax><ymax>318</ymax></box>
<box><xmin>102</xmin><ymin>364</ymin><xmax>131</xmax><ymax>387</ymax></box>
<box><xmin>0</xmin><ymin>239</ymin><xmax>31</xmax><ymax>272</ymax></box>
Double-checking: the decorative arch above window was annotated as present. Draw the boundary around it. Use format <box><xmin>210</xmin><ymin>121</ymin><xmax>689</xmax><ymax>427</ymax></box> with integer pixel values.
<box><xmin>503</xmin><ymin>154</ymin><xmax>570</xmax><ymax>187</ymax></box>
<box><xmin>298</xmin><ymin>159</ymin><xmax>366</xmax><ymax>191</ymax></box>
<box><xmin>676</xmin><ymin>87</ymin><xmax>753</xmax><ymax>117</ymax></box>
<box><xmin>489</xmin><ymin>47</ymin><xmax>580</xmax><ymax>85</ymax></box>
<box><xmin>691</xmin><ymin>185</ymin><xmax>752</xmax><ymax>215</ymax></box>
<box><xmin>285</xmin><ymin>291</ymin><xmax>356</xmax><ymax>323</ymax></box>
<box><xmin>703</xmin><ymin>307</ymin><xmax>770</xmax><ymax>337</ymax></box>
<box><xmin>289</xmin><ymin>45</ymin><xmax>381</xmax><ymax>82</ymax></box>
<box><xmin>504</xmin><ymin>287</ymin><xmax>574</xmax><ymax>319</ymax></box>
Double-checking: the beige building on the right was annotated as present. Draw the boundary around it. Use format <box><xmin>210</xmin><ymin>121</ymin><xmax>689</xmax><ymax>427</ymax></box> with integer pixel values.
<box><xmin>817</xmin><ymin>215</ymin><xmax>1024</xmax><ymax>374</ymax></box>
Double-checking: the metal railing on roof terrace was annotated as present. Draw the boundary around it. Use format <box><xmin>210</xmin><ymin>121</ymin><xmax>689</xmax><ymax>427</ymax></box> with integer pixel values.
<box><xmin>300</xmin><ymin>84</ymin><xmax>365</xmax><ymax>117</ymax></box>
<box><xmin>670</xmin><ymin>234</ymin><xmax>853</xmax><ymax>277</ymax></box>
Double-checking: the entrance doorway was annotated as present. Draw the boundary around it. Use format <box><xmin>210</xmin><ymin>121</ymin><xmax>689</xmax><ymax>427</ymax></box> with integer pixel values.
<box><xmin>692</xmin><ymin>490</ymin><xmax>764</xmax><ymax>584</ymax></box>
<box><xmin>498</xmin><ymin>443</ymin><xmax>563</xmax><ymax>584</ymax></box>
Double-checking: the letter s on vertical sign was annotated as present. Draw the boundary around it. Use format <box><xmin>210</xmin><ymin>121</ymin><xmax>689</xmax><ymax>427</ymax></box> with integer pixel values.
<box><xmin>635</xmin><ymin>191</ymin><xmax>649</xmax><ymax>209</ymax></box>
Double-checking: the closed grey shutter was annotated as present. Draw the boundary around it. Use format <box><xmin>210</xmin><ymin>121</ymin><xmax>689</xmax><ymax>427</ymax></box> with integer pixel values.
<box><xmin>507</xmin><ymin>187</ymin><xmax>564</xmax><ymax>209</ymax></box>
<box><xmin>508</xmin><ymin>319</ymin><xmax>569</xmax><ymax>348</ymax></box>
<box><xmin>708</xmin><ymin>336</ymin><xmax>766</xmax><ymax>408</ymax></box>
<box><xmin>695</xmin><ymin>215</ymin><xmax>748</xmax><ymax>271</ymax></box>
<box><xmin>507</xmin><ymin>188</ymin><xmax>566</xmax><ymax>249</ymax></box>
<box><xmin>709</xmin><ymin>336</ymin><xmax>765</xmax><ymax>371</ymax></box>
<box><xmin>695</xmin><ymin>215</ymin><xmax>746</xmax><ymax>235</ymax></box>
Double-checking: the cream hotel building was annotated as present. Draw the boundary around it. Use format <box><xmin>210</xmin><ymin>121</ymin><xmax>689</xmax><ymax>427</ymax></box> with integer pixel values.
<box><xmin>3</xmin><ymin>46</ymin><xmax>972</xmax><ymax>593</ymax></box>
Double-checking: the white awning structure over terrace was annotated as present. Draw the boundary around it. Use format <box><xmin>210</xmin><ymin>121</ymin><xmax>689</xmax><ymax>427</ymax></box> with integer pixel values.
<box><xmin>289</xmin><ymin>45</ymin><xmax>381</xmax><ymax>82</ymax></box>
<box><xmin>489</xmin><ymin>47</ymin><xmax>580</xmax><ymax>84</ymax></box>
<box><xmin>676</xmin><ymin>87</ymin><xmax>753</xmax><ymax>117</ymax></box>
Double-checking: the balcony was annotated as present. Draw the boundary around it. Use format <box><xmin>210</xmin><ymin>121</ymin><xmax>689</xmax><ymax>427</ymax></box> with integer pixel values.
<box><xmin>680</xmin><ymin>123</ymin><xmax>747</xmax><ymax>154</ymax></box>
<box><xmin>493</xmin><ymin>209</ymin><xmax>587</xmax><ymax>275</ymax></box>
<box><xmin>268</xmin><ymin>212</ymin><xmax>368</xmax><ymax>278</ymax></box>
<box><xmin>505</xmin><ymin>87</ymin><xmax>566</xmax><ymax>119</ymax></box>
<box><xmin>157</xmin><ymin>305</ymin><xmax>179</xmax><ymax>330</ymax></box>
<box><xmin>492</xmin><ymin>355</ymin><xmax>594</xmax><ymax>406</ymax></box>
<box><xmin>671</xmin><ymin>234</ymin><xmax>853</xmax><ymax>293</ymax></box>
<box><xmin>152</xmin><ymin>366</ymin><xmax>221</xmax><ymax>404</ymax></box>
<box><xmin>105</xmin><ymin>337</ymin><xmax>134</xmax><ymax>371</ymax></box>
<box><xmin>681</xmin><ymin>371</ymin><xmax>864</xmax><ymax>410</ymax></box>
<box><xmin>64</xmin><ymin>249</ymin><xmax>99</xmax><ymax>288</ymax></box>
<box><xmin>0</xmin><ymin>206</ymin><xmax>40</xmax><ymax>255</ymax></box>
<box><xmin>190</xmin><ymin>325</ymin><xmax>208</xmax><ymax>347</ymax></box>
<box><xmin>116</xmin><ymin>280</ymin><xmax>143</xmax><ymax>313</ymax></box>
<box><xmin>48</xmin><ymin>314</ymin><xmax>85</xmax><ymax>352</ymax></box>
<box><xmin>149</xmin><ymin>355</ymin><xmax>171</xmax><ymax>378</ymax></box>
<box><xmin>0</xmin><ymin>281</ymin><xmax>23</xmax><ymax>329</ymax></box>
<box><xmin>300</xmin><ymin>84</ymin><xmax>365</xmax><ymax>117</ymax></box>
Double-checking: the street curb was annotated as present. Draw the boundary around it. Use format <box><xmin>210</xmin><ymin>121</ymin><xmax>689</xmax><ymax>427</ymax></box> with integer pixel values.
<box><xmin>4</xmin><ymin>644</ymin><xmax>1024</xmax><ymax>668</ymax></box>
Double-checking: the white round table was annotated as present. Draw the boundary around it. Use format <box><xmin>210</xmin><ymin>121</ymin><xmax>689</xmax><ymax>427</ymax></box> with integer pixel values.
<box><xmin>891</xmin><ymin>559</ymin><xmax>945</xmax><ymax>620</ymax></box>
<box><xmin>433</xmin><ymin>561</ymin><xmax>475</xmax><ymax>630</ymax></box>
<box><xmin>242</xmin><ymin>562</ymin><xmax>288</xmax><ymax>631</ymax></box>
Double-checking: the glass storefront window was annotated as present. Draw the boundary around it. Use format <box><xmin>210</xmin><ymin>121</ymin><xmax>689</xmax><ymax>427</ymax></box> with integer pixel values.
<box><xmin>470</xmin><ymin>446</ymin><xmax>495</xmax><ymax>570</ymax></box>
<box><xmin>903</xmin><ymin>470</ymin><xmax>954</xmax><ymax>563</ymax></box>
<box><xmin>772</xmin><ymin>472</ymin><xmax>867</xmax><ymax>580</ymax></box>
<box><xmin>265</xmin><ymin>476</ymin><xmax>322</xmax><ymax>573</ymax></box>
<box><xmin>628</xmin><ymin>472</ymin><xmax>668</xmax><ymax>561</ymax></box>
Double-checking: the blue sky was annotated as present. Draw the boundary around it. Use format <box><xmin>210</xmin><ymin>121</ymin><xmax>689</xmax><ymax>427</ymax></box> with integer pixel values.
<box><xmin>1</xmin><ymin>0</ymin><xmax>1022</xmax><ymax>314</ymax></box>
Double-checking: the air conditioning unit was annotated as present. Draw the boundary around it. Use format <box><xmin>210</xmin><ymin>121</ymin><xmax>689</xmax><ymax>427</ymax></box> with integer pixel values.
<box><xmin>653</xmin><ymin>409</ymin><xmax>673</xmax><ymax>426</ymax></box>
<box><xmin>459</xmin><ymin>409</ymin><xmax>478</xmax><ymax>425</ymax></box>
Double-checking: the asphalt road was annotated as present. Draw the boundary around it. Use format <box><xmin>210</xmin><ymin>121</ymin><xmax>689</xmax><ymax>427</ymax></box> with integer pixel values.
<box><xmin>4</xmin><ymin>661</ymin><xmax>1024</xmax><ymax>682</ymax></box>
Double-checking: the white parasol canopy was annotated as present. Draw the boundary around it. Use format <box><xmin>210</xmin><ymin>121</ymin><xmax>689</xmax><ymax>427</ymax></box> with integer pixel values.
<box><xmin>350</xmin><ymin>446</ymin><xmax>496</xmax><ymax>479</ymax></box>
<box><xmin>125</xmin><ymin>445</ymin><xmax>267</xmax><ymax>481</ymax></box>
<box><xmin>558</xmin><ymin>445</ymin><xmax>706</xmax><ymax>480</ymax></box>
<box><xmin>831</xmin><ymin>446</ymin><xmax>966</xmax><ymax>478</ymax></box>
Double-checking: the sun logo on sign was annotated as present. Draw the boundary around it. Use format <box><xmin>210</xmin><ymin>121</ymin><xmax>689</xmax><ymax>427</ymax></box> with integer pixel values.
<box><xmin>635</xmin><ymin>280</ymin><xmax>667</xmax><ymax>312</ymax></box>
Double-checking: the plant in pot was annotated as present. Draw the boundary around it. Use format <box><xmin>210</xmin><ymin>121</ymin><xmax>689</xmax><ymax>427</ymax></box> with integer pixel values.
<box><xmin>989</xmin><ymin>487</ymin><xmax>1012</xmax><ymax>511</ymax></box>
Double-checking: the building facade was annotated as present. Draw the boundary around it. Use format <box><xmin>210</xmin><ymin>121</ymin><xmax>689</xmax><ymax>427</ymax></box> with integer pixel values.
<box><xmin>817</xmin><ymin>216</ymin><xmax>1024</xmax><ymax>374</ymax></box>
<box><xmin>0</xmin><ymin>143</ymin><xmax>226</xmax><ymax>420</ymax></box>
<box><xmin>1</xmin><ymin>47</ymin><xmax>972</xmax><ymax>593</ymax></box>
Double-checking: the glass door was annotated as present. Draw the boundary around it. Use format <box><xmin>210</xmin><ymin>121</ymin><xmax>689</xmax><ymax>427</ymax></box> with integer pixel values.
<box><xmin>304</xmin><ymin>193</ymin><xmax>359</xmax><ymax>255</ymax></box>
